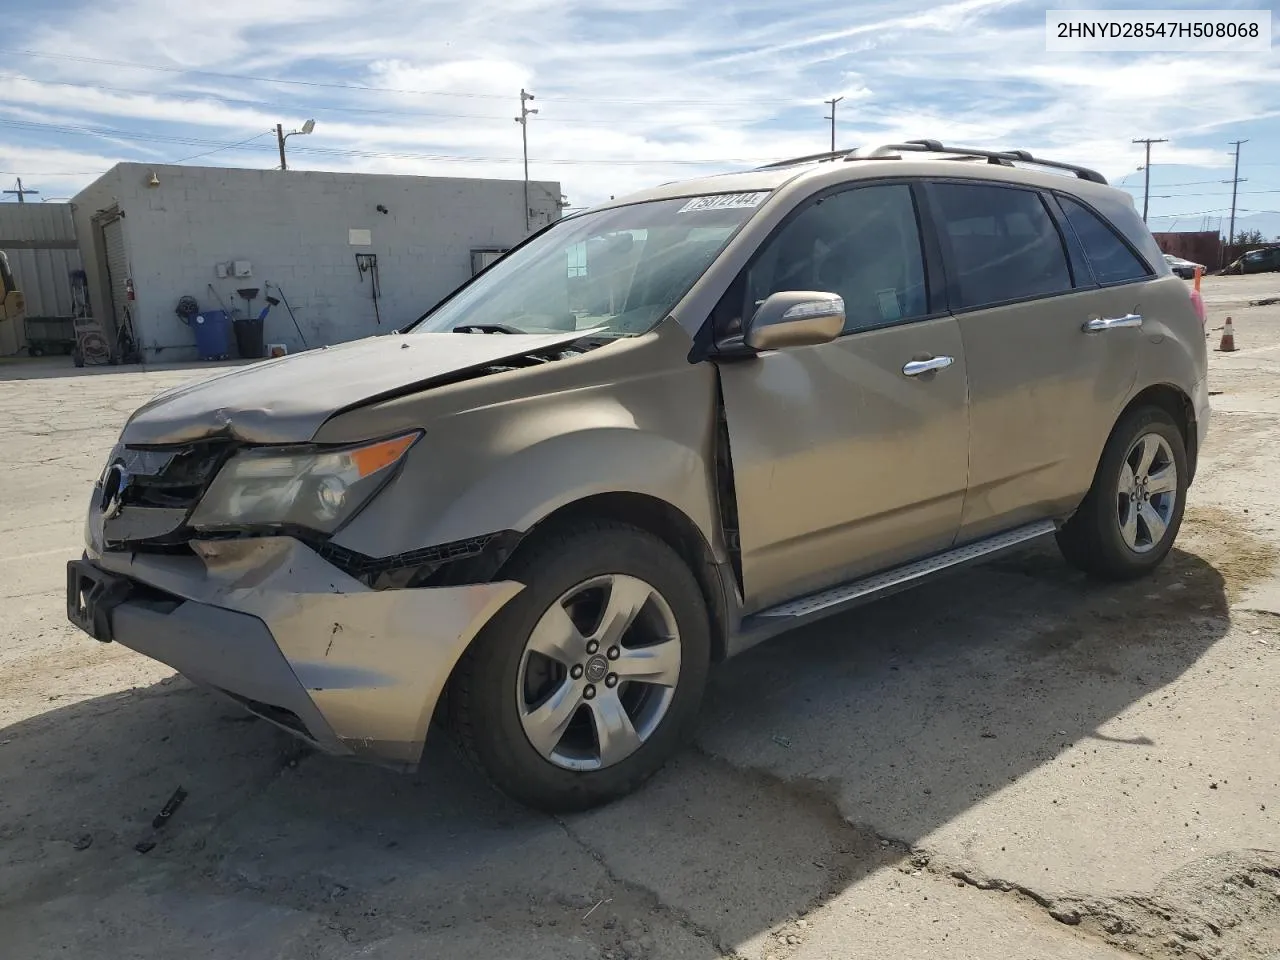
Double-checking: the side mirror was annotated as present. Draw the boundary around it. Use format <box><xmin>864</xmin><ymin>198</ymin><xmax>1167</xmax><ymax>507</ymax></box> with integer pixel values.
<box><xmin>743</xmin><ymin>291</ymin><xmax>845</xmax><ymax>351</ymax></box>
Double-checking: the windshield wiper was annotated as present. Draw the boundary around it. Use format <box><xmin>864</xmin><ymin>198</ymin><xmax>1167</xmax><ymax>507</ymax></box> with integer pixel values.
<box><xmin>451</xmin><ymin>323</ymin><xmax>524</xmax><ymax>334</ymax></box>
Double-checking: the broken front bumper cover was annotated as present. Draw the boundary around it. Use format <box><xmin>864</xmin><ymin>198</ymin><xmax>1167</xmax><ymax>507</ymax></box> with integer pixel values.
<box><xmin>68</xmin><ymin>537</ymin><xmax>522</xmax><ymax>768</ymax></box>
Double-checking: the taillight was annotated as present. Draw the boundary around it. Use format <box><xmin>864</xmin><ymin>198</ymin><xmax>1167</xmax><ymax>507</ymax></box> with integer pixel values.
<box><xmin>1189</xmin><ymin>266</ymin><xmax>1206</xmax><ymax>326</ymax></box>
<box><xmin>1189</xmin><ymin>287</ymin><xmax>1206</xmax><ymax>326</ymax></box>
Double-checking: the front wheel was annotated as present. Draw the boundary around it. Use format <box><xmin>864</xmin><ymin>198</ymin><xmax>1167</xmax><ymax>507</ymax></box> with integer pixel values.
<box><xmin>1057</xmin><ymin>406</ymin><xmax>1188</xmax><ymax>580</ymax></box>
<box><xmin>449</xmin><ymin>522</ymin><xmax>711</xmax><ymax>812</ymax></box>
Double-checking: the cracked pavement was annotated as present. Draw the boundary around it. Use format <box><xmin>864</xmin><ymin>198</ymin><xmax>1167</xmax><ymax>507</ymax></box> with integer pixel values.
<box><xmin>2</xmin><ymin>274</ymin><xmax>1279</xmax><ymax>960</ymax></box>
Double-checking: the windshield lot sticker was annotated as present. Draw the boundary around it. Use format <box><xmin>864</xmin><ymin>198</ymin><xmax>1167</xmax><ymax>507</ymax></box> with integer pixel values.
<box><xmin>678</xmin><ymin>192</ymin><xmax>771</xmax><ymax>214</ymax></box>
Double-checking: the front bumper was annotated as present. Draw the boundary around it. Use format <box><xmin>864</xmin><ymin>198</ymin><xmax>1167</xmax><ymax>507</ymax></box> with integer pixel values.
<box><xmin>69</xmin><ymin>536</ymin><xmax>522</xmax><ymax>769</ymax></box>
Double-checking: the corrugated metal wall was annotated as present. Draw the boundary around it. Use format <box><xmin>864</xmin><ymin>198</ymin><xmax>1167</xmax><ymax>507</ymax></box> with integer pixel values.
<box><xmin>0</xmin><ymin>203</ymin><xmax>77</xmax><ymax>247</ymax></box>
<box><xmin>0</xmin><ymin>204</ymin><xmax>81</xmax><ymax>354</ymax></box>
<box><xmin>0</xmin><ymin>247</ymin><xmax>82</xmax><ymax>317</ymax></box>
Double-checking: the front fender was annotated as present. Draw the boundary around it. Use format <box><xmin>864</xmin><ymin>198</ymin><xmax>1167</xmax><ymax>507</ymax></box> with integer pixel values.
<box><xmin>329</xmin><ymin>339</ymin><xmax>723</xmax><ymax>561</ymax></box>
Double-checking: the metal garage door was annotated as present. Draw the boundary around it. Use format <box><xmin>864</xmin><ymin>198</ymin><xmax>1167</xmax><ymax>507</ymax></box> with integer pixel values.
<box><xmin>102</xmin><ymin>216</ymin><xmax>129</xmax><ymax>338</ymax></box>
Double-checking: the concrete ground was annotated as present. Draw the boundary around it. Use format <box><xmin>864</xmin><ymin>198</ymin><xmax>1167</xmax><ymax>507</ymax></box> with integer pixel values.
<box><xmin>2</xmin><ymin>275</ymin><xmax>1278</xmax><ymax>960</ymax></box>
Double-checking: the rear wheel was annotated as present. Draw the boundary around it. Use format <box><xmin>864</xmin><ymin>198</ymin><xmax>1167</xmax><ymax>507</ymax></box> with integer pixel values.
<box><xmin>450</xmin><ymin>522</ymin><xmax>710</xmax><ymax>811</ymax></box>
<box><xmin>1057</xmin><ymin>406</ymin><xmax>1188</xmax><ymax>580</ymax></box>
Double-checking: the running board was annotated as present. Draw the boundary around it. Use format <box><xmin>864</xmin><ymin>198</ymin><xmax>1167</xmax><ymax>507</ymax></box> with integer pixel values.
<box><xmin>736</xmin><ymin>520</ymin><xmax>1057</xmax><ymax>644</ymax></box>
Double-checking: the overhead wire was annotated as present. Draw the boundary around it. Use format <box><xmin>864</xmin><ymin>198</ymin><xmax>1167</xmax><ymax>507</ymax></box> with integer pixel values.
<box><xmin>169</xmin><ymin>130</ymin><xmax>274</xmax><ymax>164</ymax></box>
<box><xmin>0</xmin><ymin>115</ymin><xmax>773</xmax><ymax>166</ymax></box>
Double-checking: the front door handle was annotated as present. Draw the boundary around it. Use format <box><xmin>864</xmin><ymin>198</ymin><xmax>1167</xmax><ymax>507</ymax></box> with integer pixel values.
<box><xmin>902</xmin><ymin>355</ymin><xmax>955</xmax><ymax>377</ymax></box>
<box><xmin>1084</xmin><ymin>313</ymin><xmax>1143</xmax><ymax>332</ymax></box>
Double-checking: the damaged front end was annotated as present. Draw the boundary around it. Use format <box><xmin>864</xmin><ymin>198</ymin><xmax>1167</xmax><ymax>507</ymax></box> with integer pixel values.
<box><xmin>74</xmin><ymin>402</ymin><xmax>531</xmax><ymax>768</ymax></box>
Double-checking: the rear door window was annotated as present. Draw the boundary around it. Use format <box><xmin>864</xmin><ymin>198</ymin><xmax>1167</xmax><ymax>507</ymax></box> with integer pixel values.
<box><xmin>929</xmin><ymin>182</ymin><xmax>1072</xmax><ymax>310</ymax></box>
<box><xmin>1058</xmin><ymin>195</ymin><xmax>1153</xmax><ymax>285</ymax></box>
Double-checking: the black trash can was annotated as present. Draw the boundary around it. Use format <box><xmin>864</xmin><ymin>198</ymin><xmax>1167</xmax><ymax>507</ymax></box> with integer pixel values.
<box><xmin>232</xmin><ymin>317</ymin><xmax>265</xmax><ymax>359</ymax></box>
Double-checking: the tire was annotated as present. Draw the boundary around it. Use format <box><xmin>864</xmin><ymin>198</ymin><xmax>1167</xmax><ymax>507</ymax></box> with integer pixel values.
<box><xmin>1057</xmin><ymin>406</ymin><xmax>1188</xmax><ymax>581</ymax></box>
<box><xmin>449</xmin><ymin>521</ymin><xmax>711</xmax><ymax>812</ymax></box>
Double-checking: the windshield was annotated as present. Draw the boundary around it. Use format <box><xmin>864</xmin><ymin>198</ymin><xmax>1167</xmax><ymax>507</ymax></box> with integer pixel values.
<box><xmin>412</xmin><ymin>193</ymin><xmax>770</xmax><ymax>337</ymax></box>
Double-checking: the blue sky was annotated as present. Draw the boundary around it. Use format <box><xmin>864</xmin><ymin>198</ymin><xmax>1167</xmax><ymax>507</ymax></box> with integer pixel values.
<box><xmin>1</xmin><ymin>0</ymin><xmax>1278</xmax><ymax>234</ymax></box>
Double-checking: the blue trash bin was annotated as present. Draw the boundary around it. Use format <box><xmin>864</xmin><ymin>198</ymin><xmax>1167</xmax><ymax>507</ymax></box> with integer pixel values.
<box><xmin>192</xmin><ymin>311</ymin><xmax>232</xmax><ymax>360</ymax></box>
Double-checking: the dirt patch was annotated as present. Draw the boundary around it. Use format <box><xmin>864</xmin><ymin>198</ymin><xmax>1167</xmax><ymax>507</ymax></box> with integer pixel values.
<box><xmin>1059</xmin><ymin>850</ymin><xmax>1280</xmax><ymax>960</ymax></box>
<box><xmin>1181</xmin><ymin>506</ymin><xmax>1279</xmax><ymax>602</ymax></box>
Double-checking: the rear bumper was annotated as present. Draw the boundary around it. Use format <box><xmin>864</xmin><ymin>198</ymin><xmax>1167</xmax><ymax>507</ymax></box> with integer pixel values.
<box><xmin>1193</xmin><ymin>374</ymin><xmax>1211</xmax><ymax>482</ymax></box>
<box><xmin>74</xmin><ymin>537</ymin><xmax>522</xmax><ymax>769</ymax></box>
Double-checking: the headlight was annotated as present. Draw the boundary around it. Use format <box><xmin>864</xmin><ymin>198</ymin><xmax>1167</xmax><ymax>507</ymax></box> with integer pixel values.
<box><xmin>189</xmin><ymin>432</ymin><xmax>420</xmax><ymax>534</ymax></box>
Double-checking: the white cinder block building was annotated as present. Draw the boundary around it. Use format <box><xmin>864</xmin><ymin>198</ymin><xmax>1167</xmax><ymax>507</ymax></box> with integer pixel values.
<box><xmin>70</xmin><ymin>164</ymin><xmax>564</xmax><ymax>361</ymax></box>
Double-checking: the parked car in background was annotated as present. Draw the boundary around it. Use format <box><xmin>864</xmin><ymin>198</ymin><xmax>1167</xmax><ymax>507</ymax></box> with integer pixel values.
<box><xmin>1223</xmin><ymin>246</ymin><xmax>1280</xmax><ymax>275</ymax></box>
<box><xmin>67</xmin><ymin>140</ymin><xmax>1210</xmax><ymax>812</ymax></box>
<box><xmin>1162</xmin><ymin>252</ymin><xmax>1205</xmax><ymax>279</ymax></box>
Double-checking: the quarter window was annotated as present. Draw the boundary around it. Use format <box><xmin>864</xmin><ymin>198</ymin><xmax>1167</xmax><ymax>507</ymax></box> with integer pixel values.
<box><xmin>744</xmin><ymin>184</ymin><xmax>929</xmax><ymax>334</ymax></box>
<box><xmin>931</xmin><ymin>182</ymin><xmax>1072</xmax><ymax>309</ymax></box>
<box><xmin>1058</xmin><ymin>195</ymin><xmax>1151</xmax><ymax>285</ymax></box>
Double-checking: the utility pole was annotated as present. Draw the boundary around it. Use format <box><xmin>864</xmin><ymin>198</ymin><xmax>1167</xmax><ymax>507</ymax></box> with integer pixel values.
<box><xmin>3</xmin><ymin>177</ymin><xmax>39</xmax><ymax>203</ymax></box>
<box><xmin>276</xmin><ymin>124</ymin><xmax>288</xmax><ymax>171</ymax></box>
<box><xmin>515</xmin><ymin>89</ymin><xmax>538</xmax><ymax>232</ymax></box>
<box><xmin>1227</xmin><ymin>139</ymin><xmax>1248</xmax><ymax>247</ymax></box>
<box><xmin>823</xmin><ymin>97</ymin><xmax>844</xmax><ymax>152</ymax></box>
<box><xmin>1131</xmin><ymin>137</ymin><xmax>1167</xmax><ymax>222</ymax></box>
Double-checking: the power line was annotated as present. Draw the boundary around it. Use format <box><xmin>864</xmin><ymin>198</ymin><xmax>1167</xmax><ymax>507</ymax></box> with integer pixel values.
<box><xmin>0</xmin><ymin>168</ymin><xmax>102</xmax><ymax>175</ymax></box>
<box><xmin>0</xmin><ymin>48</ymin><xmax>805</xmax><ymax>105</ymax></box>
<box><xmin>0</xmin><ymin>115</ymin><xmax>773</xmax><ymax>167</ymax></box>
<box><xmin>170</xmin><ymin>130</ymin><xmax>273</xmax><ymax>165</ymax></box>
<box><xmin>1146</xmin><ymin>189</ymin><xmax>1278</xmax><ymax>199</ymax></box>
<box><xmin>1119</xmin><ymin>178</ymin><xmax>1239</xmax><ymax>189</ymax></box>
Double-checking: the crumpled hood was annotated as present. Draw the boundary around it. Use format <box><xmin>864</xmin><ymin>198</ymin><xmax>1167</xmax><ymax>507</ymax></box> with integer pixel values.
<box><xmin>122</xmin><ymin>330</ymin><xmax>591</xmax><ymax>446</ymax></box>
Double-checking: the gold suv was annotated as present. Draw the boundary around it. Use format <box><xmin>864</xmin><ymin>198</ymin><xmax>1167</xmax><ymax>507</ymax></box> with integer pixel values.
<box><xmin>69</xmin><ymin>140</ymin><xmax>1209</xmax><ymax>811</ymax></box>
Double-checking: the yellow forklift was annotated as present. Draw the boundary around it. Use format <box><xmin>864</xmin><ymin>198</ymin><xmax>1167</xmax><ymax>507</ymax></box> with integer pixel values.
<box><xmin>0</xmin><ymin>251</ymin><xmax>25</xmax><ymax>354</ymax></box>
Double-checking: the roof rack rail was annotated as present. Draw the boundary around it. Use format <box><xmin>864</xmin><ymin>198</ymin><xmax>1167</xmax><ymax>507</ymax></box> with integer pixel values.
<box><xmin>757</xmin><ymin>150</ymin><xmax>852</xmax><ymax>170</ymax></box>
<box><xmin>757</xmin><ymin>139</ymin><xmax>1108</xmax><ymax>184</ymax></box>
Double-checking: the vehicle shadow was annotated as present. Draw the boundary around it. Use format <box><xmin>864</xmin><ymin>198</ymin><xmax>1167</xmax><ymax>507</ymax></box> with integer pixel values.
<box><xmin>0</xmin><ymin>541</ymin><xmax>1232</xmax><ymax>959</ymax></box>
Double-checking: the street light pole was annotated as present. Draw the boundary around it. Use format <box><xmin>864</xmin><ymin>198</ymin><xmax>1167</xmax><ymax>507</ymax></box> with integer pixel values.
<box><xmin>515</xmin><ymin>89</ymin><xmax>538</xmax><ymax>232</ymax></box>
<box><xmin>276</xmin><ymin>119</ymin><xmax>317</xmax><ymax>171</ymax></box>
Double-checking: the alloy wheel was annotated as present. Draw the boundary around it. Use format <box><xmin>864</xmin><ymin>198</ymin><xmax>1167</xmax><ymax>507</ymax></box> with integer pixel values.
<box><xmin>516</xmin><ymin>574</ymin><xmax>681</xmax><ymax>771</ymax></box>
<box><xmin>1117</xmin><ymin>433</ymin><xmax>1178</xmax><ymax>554</ymax></box>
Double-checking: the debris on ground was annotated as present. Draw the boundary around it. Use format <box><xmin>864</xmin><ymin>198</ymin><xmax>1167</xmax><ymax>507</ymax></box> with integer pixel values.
<box><xmin>151</xmin><ymin>786</ymin><xmax>188</xmax><ymax>829</ymax></box>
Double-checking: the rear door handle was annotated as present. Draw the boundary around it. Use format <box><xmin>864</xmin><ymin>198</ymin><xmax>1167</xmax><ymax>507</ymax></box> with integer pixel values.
<box><xmin>902</xmin><ymin>355</ymin><xmax>955</xmax><ymax>377</ymax></box>
<box><xmin>1084</xmin><ymin>313</ymin><xmax>1143</xmax><ymax>332</ymax></box>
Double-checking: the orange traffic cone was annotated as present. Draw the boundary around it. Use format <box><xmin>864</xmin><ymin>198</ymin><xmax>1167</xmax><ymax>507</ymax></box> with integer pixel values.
<box><xmin>1219</xmin><ymin>316</ymin><xmax>1236</xmax><ymax>352</ymax></box>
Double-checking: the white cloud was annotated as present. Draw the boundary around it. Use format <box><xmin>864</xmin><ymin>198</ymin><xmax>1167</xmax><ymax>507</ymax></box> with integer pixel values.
<box><xmin>3</xmin><ymin>0</ymin><xmax>1276</xmax><ymax>217</ymax></box>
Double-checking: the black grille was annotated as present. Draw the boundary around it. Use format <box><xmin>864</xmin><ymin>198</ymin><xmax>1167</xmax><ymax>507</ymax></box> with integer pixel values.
<box><xmin>313</xmin><ymin>531</ymin><xmax>520</xmax><ymax>590</ymax></box>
